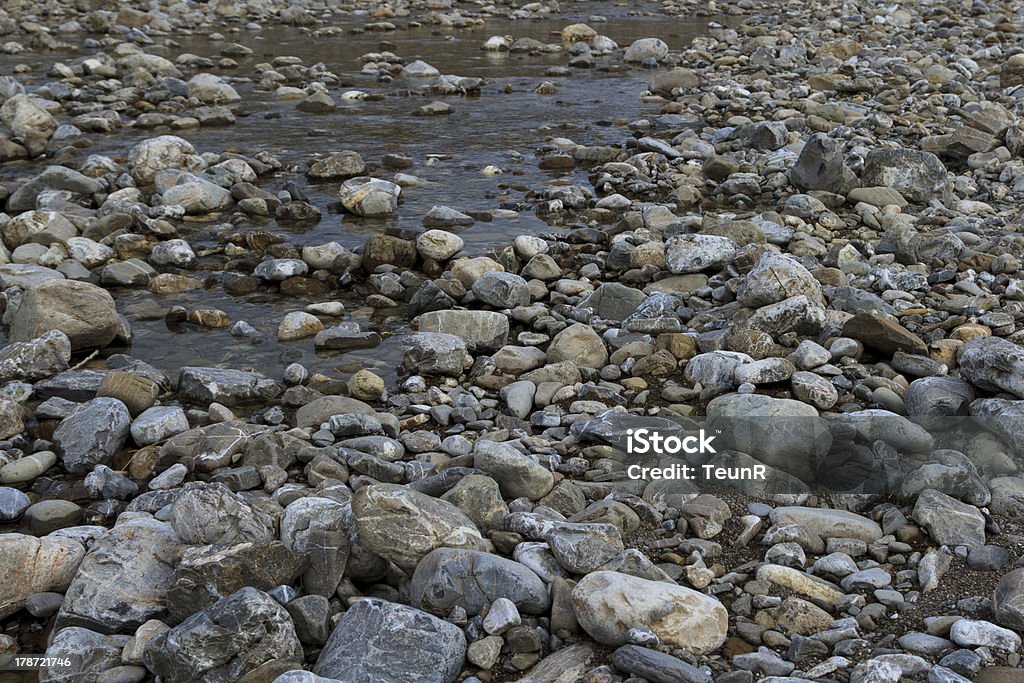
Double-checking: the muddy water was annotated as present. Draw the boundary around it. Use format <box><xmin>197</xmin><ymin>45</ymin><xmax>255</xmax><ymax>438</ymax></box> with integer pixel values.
<box><xmin>1</xmin><ymin>6</ymin><xmax>715</xmax><ymax>384</ymax></box>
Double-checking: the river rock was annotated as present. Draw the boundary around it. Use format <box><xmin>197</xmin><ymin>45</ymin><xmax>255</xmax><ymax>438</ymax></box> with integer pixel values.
<box><xmin>178</xmin><ymin>367</ymin><xmax>281</xmax><ymax>406</ymax></box>
<box><xmin>52</xmin><ymin>397</ymin><xmax>131</xmax><ymax>475</ymax></box>
<box><xmin>623</xmin><ymin>38</ymin><xmax>669</xmax><ymax>63</ymax></box>
<box><xmin>0</xmin><ymin>486</ymin><xmax>30</xmax><ymax>522</ymax></box>
<box><xmin>169</xmin><ymin>482</ymin><xmax>274</xmax><ymax>546</ymax></box>
<box><xmin>472</xmin><ymin>271</ymin><xmax>530</xmax><ymax>308</ymax></box>
<box><xmin>307</xmin><ymin>150</ymin><xmax>366</xmax><ymax>180</ymax></box>
<box><xmin>912</xmin><ymin>488</ymin><xmax>986</xmax><ymax>548</ymax></box>
<box><xmin>473</xmin><ymin>440</ymin><xmax>554</xmax><ymax>500</ymax></box>
<box><xmin>7</xmin><ymin>165</ymin><xmax>102</xmax><ymax>212</ymax></box>
<box><xmin>1</xmin><ymin>94</ymin><xmax>56</xmax><ymax>156</ymax></box>
<box><xmin>339</xmin><ymin>177</ymin><xmax>401</xmax><ymax>216</ymax></box>
<box><xmin>958</xmin><ymin>336</ymin><xmax>1024</xmax><ymax>398</ymax></box>
<box><xmin>58</xmin><ymin>517</ymin><xmax>180</xmax><ymax>634</ymax></box>
<box><xmin>402</xmin><ymin>333</ymin><xmax>468</xmax><ymax>376</ymax></box>
<box><xmin>280</xmin><ymin>496</ymin><xmax>350</xmax><ymax>597</ymax></box>
<box><xmin>611</xmin><ymin>644</ymin><xmax>712</xmax><ymax>683</ymax></box>
<box><xmin>416</xmin><ymin>229</ymin><xmax>464</xmax><ymax>261</ymax></box>
<box><xmin>418</xmin><ymin>310</ymin><xmax>508</xmax><ymax>352</ymax></box>
<box><xmin>410</xmin><ymin>547</ymin><xmax>550</xmax><ymax>616</ymax></box>
<box><xmin>666</xmin><ymin>234</ymin><xmax>736</xmax><ymax>274</ymax></box>
<box><xmin>841</xmin><ymin>312</ymin><xmax>927</xmax><ymax>356</ymax></box>
<box><xmin>860</xmin><ymin>148</ymin><xmax>950</xmax><ymax>204</ymax></box>
<box><xmin>186</xmin><ymin>73</ymin><xmax>240</xmax><ymax>104</ymax></box>
<box><xmin>571</xmin><ymin>571</ymin><xmax>728</xmax><ymax>654</ymax></box>
<box><xmin>352</xmin><ymin>483</ymin><xmax>488</xmax><ymax>571</ymax></box>
<box><xmin>706</xmin><ymin>393</ymin><xmax>830</xmax><ymax>481</ymax></box>
<box><xmin>128</xmin><ymin>135</ymin><xmax>204</xmax><ymax>185</ymax></box>
<box><xmin>738</xmin><ymin>252</ymin><xmax>823</xmax><ymax>307</ymax></box>
<box><xmin>1</xmin><ymin>533</ymin><xmax>85</xmax><ymax>619</ymax></box>
<box><xmin>993</xmin><ymin>568</ymin><xmax>1024</xmax><ymax>630</ymax></box>
<box><xmin>162</xmin><ymin>177</ymin><xmax>234</xmax><ymax>215</ymax></box>
<box><xmin>7</xmin><ymin>279</ymin><xmax>122</xmax><ymax>350</ymax></box>
<box><xmin>789</xmin><ymin>132</ymin><xmax>856</xmax><ymax>194</ymax></box>
<box><xmin>145</xmin><ymin>587</ymin><xmax>302</xmax><ymax>683</ymax></box>
<box><xmin>546</xmin><ymin>322</ymin><xmax>608</xmax><ymax>368</ymax></box>
<box><xmin>41</xmin><ymin>627</ymin><xmax>127</xmax><ymax>683</ymax></box>
<box><xmin>313</xmin><ymin>599</ymin><xmax>466</xmax><ymax>683</ymax></box>
<box><xmin>0</xmin><ymin>329</ymin><xmax>70</xmax><ymax>383</ymax></box>
<box><xmin>131</xmin><ymin>406</ymin><xmax>190</xmax><ymax>446</ymax></box>
<box><xmin>2</xmin><ymin>210</ymin><xmax>76</xmax><ymax>248</ymax></box>
<box><xmin>167</xmin><ymin>542</ymin><xmax>306</xmax><ymax>621</ymax></box>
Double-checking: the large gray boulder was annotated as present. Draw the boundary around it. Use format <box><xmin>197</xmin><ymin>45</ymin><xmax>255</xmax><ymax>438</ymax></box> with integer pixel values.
<box><xmin>169</xmin><ymin>482</ymin><xmax>275</xmax><ymax>546</ymax></box>
<box><xmin>572</xmin><ymin>571</ymin><xmax>728</xmax><ymax>654</ymax></box>
<box><xmin>1</xmin><ymin>94</ymin><xmax>57</xmax><ymax>156</ymax></box>
<box><xmin>7</xmin><ymin>280</ymin><xmax>123</xmax><ymax>351</ymax></box>
<box><xmin>52</xmin><ymin>398</ymin><xmax>131</xmax><ymax>475</ymax></box>
<box><xmin>57</xmin><ymin>517</ymin><xmax>181</xmax><ymax>634</ymax></box>
<box><xmin>0</xmin><ymin>329</ymin><xmax>71</xmax><ymax>383</ymax></box>
<box><xmin>1</xmin><ymin>533</ymin><xmax>85</xmax><ymax>619</ymax></box>
<box><xmin>958</xmin><ymin>336</ymin><xmax>1024</xmax><ymax>399</ymax></box>
<box><xmin>860</xmin><ymin>148</ymin><xmax>950</xmax><ymax>204</ymax></box>
<box><xmin>410</xmin><ymin>548</ymin><xmax>550</xmax><ymax>616</ymax></box>
<box><xmin>352</xmin><ymin>483</ymin><xmax>488</xmax><ymax>571</ymax></box>
<box><xmin>313</xmin><ymin>599</ymin><xmax>466</xmax><ymax>683</ymax></box>
<box><xmin>145</xmin><ymin>587</ymin><xmax>302</xmax><ymax>683</ymax></box>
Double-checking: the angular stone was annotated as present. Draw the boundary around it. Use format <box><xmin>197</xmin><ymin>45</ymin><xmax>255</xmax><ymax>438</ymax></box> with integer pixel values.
<box><xmin>313</xmin><ymin>599</ymin><xmax>466</xmax><ymax>683</ymax></box>
<box><xmin>912</xmin><ymin>488</ymin><xmax>986</xmax><ymax>548</ymax></box>
<box><xmin>0</xmin><ymin>330</ymin><xmax>71</xmax><ymax>383</ymax></box>
<box><xmin>167</xmin><ymin>542</ymin><xmax>306</xmax><ymax>621</ymax></box>
<box><xmin>861</xmin><ymin>148</ymin><xmax>950</xmax><ymax>204</ymax></box>
<box><xmin>418</xmin><ymin>310</ymin><xmax>509</xmax><ymax>352</ymax></box>
<box><xmin>410</xmin><ymin>548</ymin><xmax>550</xmax><ymax>616</ymax></box>
<box><xmin>170</xmin><ymin>483</ymin><xmax>274</xmax><ymax>546</ymax></box>
<box><xmin>53</xmin><ymin>398</ymin><xmax>131</xmax><ymax>475</ymax></box>
<box><xmin>178</xmin><ymin>367</ymin><xmax>281</xmax><ymax>406</ymax></box>
<box><xmin>958</xmin><ymin>336</ymin><xmax>1024</xmax><ymax>399</ymax></box>
<box><xmin>842</xmin><ymin>312</ymin><xmax>927</xmax><ymax>356</ymax></box>
<box><xmin>352</xmin><ymin>483</ymin><xmax>488</xmax><ymax>571</ymax></box>
<box><xmin>58</xmin><ymin>517</ymin><xmax>181</xmax><ymax>634</ymax></box>
<box><xmin>145</xmin><ymin>587</ymin><xmax>302</xmax><ymax>683</ymax></box>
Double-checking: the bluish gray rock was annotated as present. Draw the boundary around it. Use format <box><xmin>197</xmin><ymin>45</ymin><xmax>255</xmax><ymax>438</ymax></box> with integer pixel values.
<box><xmin>410</xmin><ymin>548</ymin><xmax>550</xmax><ymax>616</ymax></box>
<box><xmin>313</xmin><ymin>599</ymin><xmax>466</xmax><ymax>683</ymax></box>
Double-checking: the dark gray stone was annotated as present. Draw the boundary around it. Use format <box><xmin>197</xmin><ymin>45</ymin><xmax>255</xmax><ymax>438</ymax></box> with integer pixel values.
<box><xmin>313</xmin><ymin>599</ymin><xmax>466</xmax><ymax>683</ymax></box>
<box><xmin>410</xmin><ymin>548</ymin><xmax>550</xmax><ymax>616</ymax></box>
<box><xmin>145</xmin><ymin>587</ymin><xmax>302</xmax><ymax>683</ymax></box>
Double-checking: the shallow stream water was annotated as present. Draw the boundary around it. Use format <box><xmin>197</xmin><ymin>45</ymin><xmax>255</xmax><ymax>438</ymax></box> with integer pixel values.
<box><xmin>0</xmin><ymin>5</ymin><xmax>715</xmax><ymax>384</ymax></box>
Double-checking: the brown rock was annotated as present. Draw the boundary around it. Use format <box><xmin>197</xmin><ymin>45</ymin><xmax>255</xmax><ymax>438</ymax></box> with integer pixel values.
<box><xmin>841</xmin><ymin>312</ymin><xmax>926</xmax><ymax>356</ymax></box>
<box><xmin>97</xmin><ymin>371</ymin><xmax>160</xmax><ymax>417</ymax></box>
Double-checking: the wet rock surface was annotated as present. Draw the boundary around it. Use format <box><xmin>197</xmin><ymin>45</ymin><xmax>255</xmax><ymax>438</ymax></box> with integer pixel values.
<box><xmin>3</xmin><ymin>0</ymin><xmax>1024</xmax><ymax>680</ymax></box>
